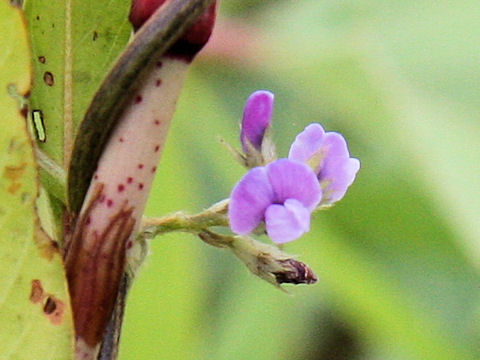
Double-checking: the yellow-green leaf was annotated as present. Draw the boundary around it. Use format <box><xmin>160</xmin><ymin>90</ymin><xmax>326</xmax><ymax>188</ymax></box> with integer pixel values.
<box><xmin>24</xmin><ymin>0</ymin><xmax>131</xmax><ymax>176</ymax></box>
<box><xmin>0</xmin><ymin>1</ymin><xmax>74</xmax><ymax>358</ymax></box>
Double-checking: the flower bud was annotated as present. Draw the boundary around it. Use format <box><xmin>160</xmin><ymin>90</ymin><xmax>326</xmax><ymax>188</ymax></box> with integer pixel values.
<box><xmin>240</xmin><ymin>90</ymin><xmax>274</xmax><ymax>152</ymax></box>
<box><xmin>229</xmin><ymin>236</ymin><xmax>317</xmax><ymax>286</ymax></box>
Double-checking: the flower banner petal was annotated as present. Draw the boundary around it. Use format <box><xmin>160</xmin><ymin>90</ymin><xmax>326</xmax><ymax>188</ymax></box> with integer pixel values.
<box><xmin>266</xmin><ymin>159</ymin><xmax>322</xmax><ymax>211</ymax></box>
<box><xmin>288</xmin><ymin>123</ymin><xmax>326</xmax><ymax>163</ymax></box>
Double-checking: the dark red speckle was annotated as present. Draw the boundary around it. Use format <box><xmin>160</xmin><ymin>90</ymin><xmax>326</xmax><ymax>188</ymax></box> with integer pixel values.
<box><xmin>126</xmin><ymin>240</ymin><xmax>133</xmax><ymax>249</ymax></box>
<box><xmin>43</xmin><ymin>71</ymin><xmax>54</xmax><ymax>86</ymax></box>
<box><xmin>155</xmin><ymin>79</ymin><xmax>162</xmax><ymax>87</ymax></box>
<box><xmin>138</xmin><ymin>183</ymin><xmax>144</xmax><ymax>190</ymax></box>
<box><xmin>154</xmin><ymin>119</ymin><xmax>160</xmax><ymax>125</ymax></box>
<box><xmin>118</xmin><ymin>184</ymin><xmax>125</xmax><ymax>192</ymax></box>
<box><xmin>93</xmin><ymin>174</ymin><xmax>99</xmax><ymax>180</ymax></box>
<box><xmin>156</xmin><ymin>61</ymin><xmax>163</xmax><ymax>68</ymax></box>
<box><xmin>106</xmin><ymin>199</ymin><xmax>114</xmax><ymax>207</ymax></box>
<box><xmin>138</xmin><ymin>164</ymin><xmax>144</xmax><ymax>169</ymax></box>
<box><xmin>119</xmin><ymin>137</ymin><xmax>124</xmax><ymax>142</ymax></box>
<box><xmin>134</xmin><ymin>95</ymin><xmax>143</xmax><ymax>104</ymax></box>
<box><xmin>154</xmin><ymin>145</ymin><xmax>160</xmax><ymax>152</ymax></box>
<box><xmin>151</xmin><ymin>166</ymin><xmax>157</xmax><ymax>173</ymax></box>
<box><xmin>85</xmin><ymin>216</ymin><xmax>91</xmax><ymax>225</ymax></box>
<box><xmin>127</xmin><ymin>177</ymin><xmax>133</xmax><ymax>184</ymax></box>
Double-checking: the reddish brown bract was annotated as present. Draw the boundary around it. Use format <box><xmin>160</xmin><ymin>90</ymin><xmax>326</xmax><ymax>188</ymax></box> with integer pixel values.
<box><xmin>129</xmin><ymin>0</ymin><xmax>167</xmax><ymax>30</ymax></box>
<box><xmin>129</xmin><ymin>0</ymin><xmax>217</xmax><ymax>61</ymax></box>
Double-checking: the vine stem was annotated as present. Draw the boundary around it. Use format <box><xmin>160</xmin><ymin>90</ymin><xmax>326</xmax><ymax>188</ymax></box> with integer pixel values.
<box><xmin>63</xmin><ymin>1</ymin><xmax>216</xmax><ymax>359</ymax></box>
<box><xmin>67</xmin><ymin>0</ymin><xmax>216</xmax><ymax>214</ymax></box>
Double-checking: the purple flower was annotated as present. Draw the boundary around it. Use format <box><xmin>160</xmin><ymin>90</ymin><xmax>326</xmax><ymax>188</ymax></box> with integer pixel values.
<box><xmin>229</xmin><ymin>159</ymin><xmax>322</xmax><ymax>243</ymax></box>
<box><xmin>289</xmin><ymin>123</ymin><xmax>360</xmax><ymax>204</ymax></box>
<box><xmin>240</xmin><ymin>90</ymin><xmax>274</xmax><ymax>153</ymax></box>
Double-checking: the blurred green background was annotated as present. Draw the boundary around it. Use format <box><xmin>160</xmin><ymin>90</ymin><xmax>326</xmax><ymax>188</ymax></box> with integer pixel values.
<box><xmin>120</xmin><ymin>1</ymin><xmax>480</xmax><ymax>359</ymax></box>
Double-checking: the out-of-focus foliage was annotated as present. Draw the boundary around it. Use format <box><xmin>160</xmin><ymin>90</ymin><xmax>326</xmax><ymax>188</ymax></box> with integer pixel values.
<box><xmin>0</xmin><ymin>2</ymin><xmax>74</xmax><ymax>358</ymax></box>
<box><xmin>121</xmin><ymin>0</ymin><xmax>480</xmax><ymax>359</ymax></box>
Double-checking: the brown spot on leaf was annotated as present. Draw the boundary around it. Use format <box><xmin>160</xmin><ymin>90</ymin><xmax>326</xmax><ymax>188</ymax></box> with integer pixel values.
<box><xmin>35</xmin><ymin>225</ymin><xmax>60</xmax><ymax>261</ymax></box>
<box><xmin>43</xmin><ymin>71</ymin><xmax>54</xmax><ymax>86</ymax></box>
<box><xmin>8</xmin><ymin>182</ymin><xmax>21</xmax><ymax>194</ymax></box>
<box><xmin>43</xmin><ymin>296</ymin><xmax>56</xmax><ymax>314</ymax></box>
<box><xmin>43</xmin><ymin>296</ymin><xmax>65</xmax><ymax>325</ymax></box>
<box><xmin>38</xmin><ymin>56</ymin><xmax>46</xmax><ymax>64</ymax></box>
<box><xmin>30</xmin><ymin>279</ymin><xmax>44</xmax><ymax>304</ymax></box>
<box><xmin>155</xmin><ymin>79</ymin><xmax>162</xmax><ymax>87</ymax></box>
<box><xmin>29</xmin><ymin>280</ymin><xmax>66</xmax><ymax>325</ymax></box>
<box><xmin>3</xmin><ymin>162</ymin><xmax>26</xmax><ymax>194</ymax></box>
<box><xmin>20</xmin><ymin>106</ymin><xmax>28</xmax><ymax>118</ymax></box>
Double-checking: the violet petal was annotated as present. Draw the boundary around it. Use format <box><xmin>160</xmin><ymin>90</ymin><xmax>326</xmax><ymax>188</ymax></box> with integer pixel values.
<box><xmin>266</xmin><ymin>159</ymin><xmax>322</xmax><ymax>211</ymax></box>
<box><xmin>240</xmin><ymin>90</ymin><xmax>274</xmax><ymax>152</ymax></box>
<box><xmin>288</xmin><ymin>123</ymin><xmax>326</xmax><ymax>164</ymax></box>
<box><xmin>321</xmin><ymin>157</ymin><xmax>360</xmax><ymax>203</ymax></box>
<box><xmin>289</xmin><ymin>123</ymin><xmax>360</xmax><ymax>204</ymax></box>
<box><xmin>321</xmin><ymin>132</ymin><xmax>350</xmax><ymax>159</ymax></box>
<box><xmin>265</xmin><ymin>199</ymin><xmax>311</xmax><ymax>243</ymax></box>
<box><xmin>229</xmin><ymin>166</ymin><xmax>275</xmax><ymax>234</ymax></box>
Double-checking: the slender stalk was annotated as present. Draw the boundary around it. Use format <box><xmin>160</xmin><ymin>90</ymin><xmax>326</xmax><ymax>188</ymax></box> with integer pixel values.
<box><xmin>68</xmin><ymin>0</ymin><xmax>216</xmax><ymax>214</ymax></box>
<box><xmin>141</xmin><ymin>199</ymin><xmax>229</xmax><ymax>236</ymax></box>
<box><xmin>138</xmin><ymin>209</ymin><xmax>318</xmax><ymax>287</ymax></box>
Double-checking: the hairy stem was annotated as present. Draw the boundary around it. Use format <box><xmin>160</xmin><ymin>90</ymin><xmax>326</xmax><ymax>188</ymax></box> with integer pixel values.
<box><xmin>141</xmin><ymin>199</ymin><xmax>229</xmax><ymax>236</ymax></box>
<box><xmin>138</xmin><ymin>207</ymin><xmax>318</xmax><ymax>287</ymax></box>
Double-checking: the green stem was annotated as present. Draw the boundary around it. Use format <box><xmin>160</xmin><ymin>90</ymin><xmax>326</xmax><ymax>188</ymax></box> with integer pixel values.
<box><xmin>137</xmin><ymin>199</ymin><xmax>317</xmax><ymax>287</ymax></box>
<box><xmin>141</xmin><ymin>199</ymin><xmax>229</xmax><ymax>238</ymax></box>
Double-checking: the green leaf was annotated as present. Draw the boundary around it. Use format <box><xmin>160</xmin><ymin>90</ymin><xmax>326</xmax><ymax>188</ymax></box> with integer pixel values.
<box><xmin>23</xmin><ymin>0</ymin><xmax>132</xmax><ymax>197</ymax></box>
<box><xmin>0</xmin><ymin>2</ymin><xmax>74</xmax><ymax>358</ymax></box>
